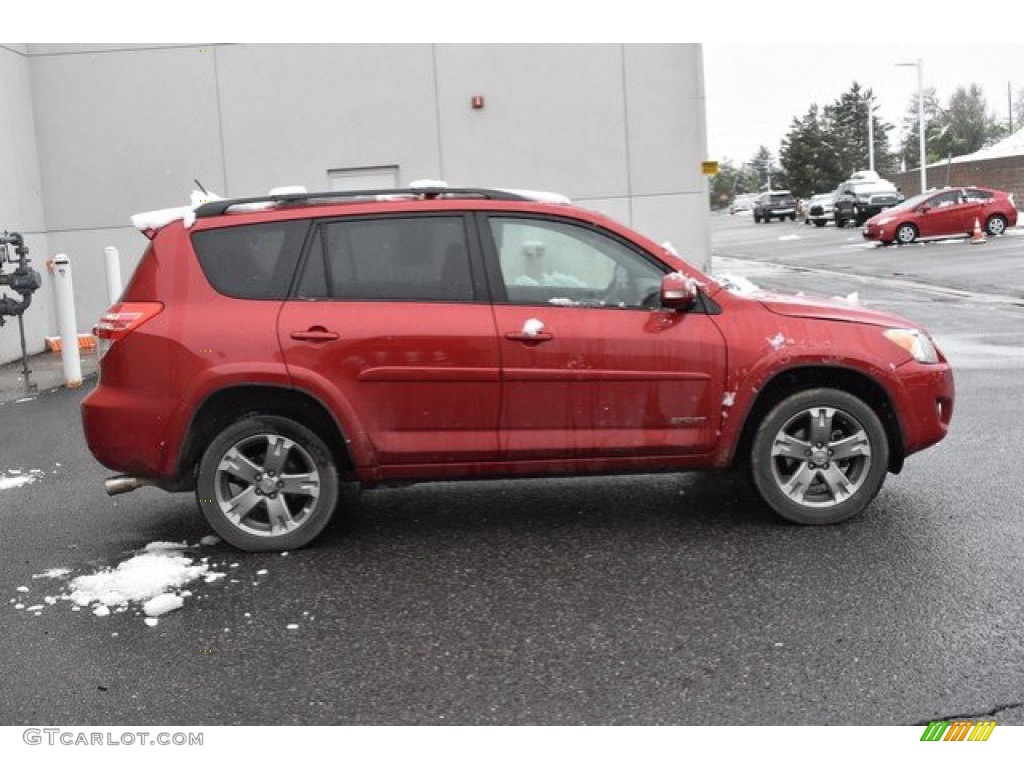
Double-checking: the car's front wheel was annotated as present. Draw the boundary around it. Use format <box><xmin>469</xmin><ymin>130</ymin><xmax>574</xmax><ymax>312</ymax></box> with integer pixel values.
<box><xmin>196</xmin><ymin>415</ymin><xmax>340</xmax><ymax>551</ymax></box>
<box><xmin>895</xmin><ymin>223</ymin><xmax>918</xmax><ymax>245</ymax></box>
<box><xmin>750</xmin><ymin>389</ymin><xmax>889</xmax><ymax>525</ymax></box>
<box><xmin>985</xmin><ymin>214</ymin><xmax>1008</xmax><ymax>236</ymax></box>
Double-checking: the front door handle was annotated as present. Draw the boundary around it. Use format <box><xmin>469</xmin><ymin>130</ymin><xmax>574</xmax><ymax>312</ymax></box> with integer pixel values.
<box><xmin>290</xmin><ymin>327</ymin><xmax>340</xmax><ymax>342</ymax></box>
<box><xmin>504</xmin><ymin>331</ymin><xmax>554</xmax><ymax>343</ymax></box>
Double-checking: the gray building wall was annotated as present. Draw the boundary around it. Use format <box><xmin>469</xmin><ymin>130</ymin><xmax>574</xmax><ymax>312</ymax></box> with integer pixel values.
<box><xmin>0</xmin><ymin>45</ymin><xmax>53</xmax><ymax>365</ymax></box>
<box><xmin>1</xmin><ymin>43</ymin><xmax>709</xmax><ymax>365</ymax></box>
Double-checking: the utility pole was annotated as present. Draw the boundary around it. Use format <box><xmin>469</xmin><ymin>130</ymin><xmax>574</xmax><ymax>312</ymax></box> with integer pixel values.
<box><xmin>866</xmin><ymin>94</ymin><xmax>875</xmax><ymax>172</ymax></box>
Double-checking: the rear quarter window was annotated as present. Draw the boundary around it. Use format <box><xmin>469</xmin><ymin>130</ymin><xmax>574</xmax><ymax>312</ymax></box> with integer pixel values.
<box><xmin>191</xmin><ymin>220</ymin><xmax>309</xmax><ymax>299</ymax></box>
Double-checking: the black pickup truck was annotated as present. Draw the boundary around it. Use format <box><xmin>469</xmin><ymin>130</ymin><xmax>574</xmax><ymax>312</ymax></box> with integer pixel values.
<box><xmin>833</xmin><ymin>171</ymin><xmax>903</xmax><ymax>227</ymax></box>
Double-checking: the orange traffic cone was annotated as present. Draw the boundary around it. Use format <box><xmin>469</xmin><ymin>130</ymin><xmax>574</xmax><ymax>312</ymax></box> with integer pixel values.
<box><xmin>971</xmin><ymin>218</ymin><xmax>986</xmax><ymax>244</ymax></box>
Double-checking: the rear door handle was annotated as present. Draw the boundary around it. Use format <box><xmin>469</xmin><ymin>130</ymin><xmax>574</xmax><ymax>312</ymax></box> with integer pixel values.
<box><xmin>504</xmin><ymin>331</ymin><xmax>554</xmax><ymax>343</ymax></box>
<box><xmin>290</xmin><ymin>327</ymin><xmax>340</xmax><ymax>342</ymax></box>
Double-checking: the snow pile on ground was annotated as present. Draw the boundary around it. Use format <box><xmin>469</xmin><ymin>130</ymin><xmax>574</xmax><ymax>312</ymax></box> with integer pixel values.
<box><xmin>0</xmin><ymin>468</ymin><xmax>45</xmax><ymax>491</ymax></box>
<box><xmin>68</xmin><ymin>551</ymin><xmax>211</xmax><ymax>610</ymax></box>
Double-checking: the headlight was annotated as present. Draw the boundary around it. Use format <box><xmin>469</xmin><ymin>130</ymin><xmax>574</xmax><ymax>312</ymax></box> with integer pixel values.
<box><xmin>883</xmin><ymin>328</ymin><xmax>939</xmax><ymax>363</ymax></box>
<box><xmin>875</xmin><ymin>217</ymin><xmax>892</xmax><ymax>227</ymax></box>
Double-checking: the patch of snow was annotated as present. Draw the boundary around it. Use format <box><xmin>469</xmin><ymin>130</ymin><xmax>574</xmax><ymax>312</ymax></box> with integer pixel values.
<box><xmin>714</xmin><ymin>274</ymin><xmax>762</xmax><ymax>297</ymax></box>
<box><xmin>26</xmin><ymin>604</ymin><xmax>43</xmax><ymax>611</ymax></box>
<box><xmin>521</xmin><ymin>318</ymin><xmax>545</xmax><ymax>337</ymax></box>
<box><xmin>131</xmin><ymin>188</ymin><xmax>224</xmax><ymax>232</ymax></box>
<box><xmin>499</xmin><ymin>188</ymin><xmax>571</xmax><ymax>204</ymax></box>
<box><xmin>15</xmin><ymin>397</ymin><xmax>34</xmax><ymax>403</ymax></box>
<box><xmin>831</xmin><ymin>292</ymin><xmax>860</xmax><ymax>305</ymax></box>
<box><xmin>144</xmin><ymin>617</ymin><xmax>159</xmax><ymax>627</ymax></box>
<box><xmin>661</xmin><ymin>241</ymin><xmax>679</xmax><ymax>257</ymax></box>
<box><xmin>777</xmin><ymin>234</ymin><xmax>801</xmax><ymax>241</ymax></box>
<box><xmin>16</xmin><ymin>586</ymin><xmax>29</xmax><ymax>592</ymax></box>
<box><xmin>68</xmin><ymin>548</ymin><xmax>221</xmax><ymax>611</ymax></box>
<box><xmin>93</xmin><ymin>605</ymin><xmax>110</xmax><ymax>617</ymax></box>
<box><xmin>199</xmin><ymin>535</ymin><xmax>221</xmax><ymax>546</ymax></box>
<box><xmin>286</xmin><ymin>624</ymin><xmax>299</xmax><ymax>630</ymax></box>
<box><xmin>768</xmin><ymin>333</ymin><xmax>787</xmax><ymax>350</ymax></box>
<box><xmin>143</xmin><ymin>593</ymin><xmax>184</xmax><ymax>618</ymax></box>
<box><xmin>33</xmin><ymin>567</ymin><xmax>70</xmax><ymax>580</ymax></box>
<box><xmin>409</xmin><ymin>179</ymin><xmax>449</xmax><ymax>189</ymax></box>
<box><xmin>722</xmin><ymin>392</ymin><xmax>736</xmax><ymax>407</ymax></box>
<box><xmin>256</xmin><ymin>569</ymin><xmax>268</xmax><ymax>576</ymax></box>
<box><xmin>144</xmin><ymin>541</ymin><xmax>189</xmax><ymax>552</ymax></box>
<box><xmin>1</xmin><ymin>470</ymin><xmax>43</xmax><ymax>491</ymax></box>
<box><xmin>14</xmin><ymin>603</ymin><xmax>24</xmax><ymax>610</ymax></box>
<box><xmin>548</xmin><ymin>297</ymin><xmax>579</xmax><ymax>307</ymax></box>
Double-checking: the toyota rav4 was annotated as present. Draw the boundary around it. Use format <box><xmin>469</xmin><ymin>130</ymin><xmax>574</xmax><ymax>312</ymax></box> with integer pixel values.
<box><xmin>82</xmin><ymin>185</ymin><xmax>955</xmax><ymax>551</ymax></box>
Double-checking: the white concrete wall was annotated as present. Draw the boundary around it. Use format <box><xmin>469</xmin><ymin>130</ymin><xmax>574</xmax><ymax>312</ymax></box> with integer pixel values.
<box><xmin>3</xmin><ymin>43</ymin><xmax>709</xmax><ymax>365</ymax></box>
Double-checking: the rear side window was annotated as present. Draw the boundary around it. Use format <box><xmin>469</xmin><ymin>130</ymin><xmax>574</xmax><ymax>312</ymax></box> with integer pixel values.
<box><xmin>296</xmin><ymin>215</ymin><xmax>474</xmax><ymax>302</ymax></box>
<box><xmin>964</xmin><ymin>189</ymin><xmax>993</xmax><ymax>202</ymax></box>
<box><xmin>191</xmin><ymin>220</ymin><xmax>309</xmax><ymax>299</ymax></box>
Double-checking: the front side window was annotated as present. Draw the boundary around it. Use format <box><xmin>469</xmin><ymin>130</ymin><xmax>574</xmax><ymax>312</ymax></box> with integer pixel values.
<box><xmin>930</xmin><ymin>191</ymin><xmax>962</xmax><ymax>209</ymax></box>
<box><xmin>488</xmin><ymin>217</ymin><xmax>665</xmax><ymax>309</ymax></box>
<box><xmin>296</xmin><ymin>215</ymin><xmax>474</xmax><ymax>302</ymax></box>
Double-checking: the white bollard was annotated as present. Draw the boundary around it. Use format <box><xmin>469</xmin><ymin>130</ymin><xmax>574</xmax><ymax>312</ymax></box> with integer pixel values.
<box><xmin>51</xmin><ymin>253</ymin><xmax>83</xmax><ymax>388</ymax></box>
<box><xmin>103</xmin><ymin>246</ymin><xmax>123</xmax><ymax>305</ymax></box>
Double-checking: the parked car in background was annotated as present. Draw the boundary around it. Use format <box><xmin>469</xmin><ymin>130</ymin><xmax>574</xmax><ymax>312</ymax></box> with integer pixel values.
<box><xmin>753</xmin><ymin>190</ymin><xmax>797</xmax><ymax>223</ymax></box>
<box><xmin>729</xmin><ymin>193</ymin><xmax>758</xmax><ymax>215</ymax></box>
<box><xmin>834</xmin><ymin>171</ymin><xmax>902</xmax><ymax>227</ymax></box>
<box><xmin>804</xmin><ymin>192</ymin><xmax>836</xmax><ymax>227</ymax></box>
<box><xmin>81</xmin><ymin>183</ymin><xmax>954</xmax><ymax>550</ymax></box>
<box><xmin>862</xmin><ymin>186</ymin><xmax>1018</xmax><ymax>245</ymax></box>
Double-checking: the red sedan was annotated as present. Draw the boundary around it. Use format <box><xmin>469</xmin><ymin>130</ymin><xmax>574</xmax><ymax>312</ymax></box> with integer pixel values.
<box><xmin>862</xmin><ymin>186</ymin><xmax>1017</xmax><ymax>245</ymax></box>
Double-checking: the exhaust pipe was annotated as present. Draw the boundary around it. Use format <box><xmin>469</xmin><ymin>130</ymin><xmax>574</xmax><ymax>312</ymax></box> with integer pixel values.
<box><xmin>104</xmin><ymin>476</ymin><xmax>151</xmax><ymax>496</ymax></box>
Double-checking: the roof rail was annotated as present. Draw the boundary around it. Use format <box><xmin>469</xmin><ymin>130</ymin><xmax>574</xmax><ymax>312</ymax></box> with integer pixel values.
<box><xmin>193</xmin><ymin>187</ymin><xmax>534</xmax><ymax>218</ymax></box>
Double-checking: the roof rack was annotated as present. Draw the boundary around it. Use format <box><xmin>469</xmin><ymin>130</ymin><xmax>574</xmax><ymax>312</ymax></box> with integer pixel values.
<box><xmin>194</xmin><ymin>187</ymin><xmax>534</xmax><ymax>218</ymax></box>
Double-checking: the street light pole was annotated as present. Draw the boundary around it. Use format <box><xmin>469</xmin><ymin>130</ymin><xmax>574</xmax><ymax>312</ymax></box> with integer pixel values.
<box><xmin>897</xmin><ymin>59</ymin><xmax>927</xmax><ymax>193</ymax></box>
<box><xmin>866</xmin><ymin>95</ymin><xmax>875</xmax><ymax>172</ymax></box>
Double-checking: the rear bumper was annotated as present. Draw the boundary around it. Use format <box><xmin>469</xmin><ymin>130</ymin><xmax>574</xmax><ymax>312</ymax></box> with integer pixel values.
<box><xmin>81</xmin><ymin>384</ymin><xmax>186</xmax><ymax>480</ymax></box>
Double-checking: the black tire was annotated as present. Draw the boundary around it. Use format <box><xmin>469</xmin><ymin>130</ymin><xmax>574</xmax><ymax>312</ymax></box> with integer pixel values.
<box><xmin>895</xmin><ymin>223</ymin><xmax>918</xmax><ymax>245</ymax></box>
<box><xmin>789</xmin><ymin>213</ymin><xmax>796</xmax><ymax>221</ymax></box>
<box><xmin>985</xmin><ymin>214</ymin><xmax>1008</xmax><ymax>237</ymax></box>
<box><xmin>753</xmin><ymin>213</ymin><xmax>761</xmax><ymax>223</ymax></box>
<box><xmin>813</xmin><ymin>219</ymin><xmax>826</xmax><ymax>228</ymax></box>
<box><xmin>196</xmin><ymin>415</ymin><xmax>340</xmax><ymax>551</ymax></box>
<box><xmin>750</xmin><ymin>388</ymin><xmax>889</xmax><ymax>525</ymax></box>
<box><xmin>835</xmin><ymin>216</ymin><xmax>845</xmax><ymax>228</ymax></box>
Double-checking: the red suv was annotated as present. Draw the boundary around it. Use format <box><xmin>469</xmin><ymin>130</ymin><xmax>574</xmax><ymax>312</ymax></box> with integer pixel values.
<box><xmin>862</xmin><ymin>186</ymin><xmax>1017</xmax><ymax>245</ymax></box>
<box><xmin>82</xmin><ymin>186</ymin><xmax>955</xmax><ymax>551</ymax></box>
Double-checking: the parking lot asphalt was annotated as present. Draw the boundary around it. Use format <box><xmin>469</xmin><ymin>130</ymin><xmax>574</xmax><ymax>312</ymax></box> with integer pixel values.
<box><xmin>2</xmin><ymin>215</ymin><xmax>1023</xmax><ymax>726</ymax></box>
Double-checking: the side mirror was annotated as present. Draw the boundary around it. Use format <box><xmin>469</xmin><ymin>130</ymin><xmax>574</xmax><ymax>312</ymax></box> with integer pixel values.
<box><xmin>660</xmin><ymin>272</ymin><xmax>697</xmax><ymax>311</ymax></box>
<box><xmin>917</xmin><ymin>205</ymin><xmax>930</xmax><ymax>214</ymax></box>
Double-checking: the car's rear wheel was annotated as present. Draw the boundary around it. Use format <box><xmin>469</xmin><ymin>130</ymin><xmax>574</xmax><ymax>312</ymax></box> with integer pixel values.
<box><xmin>751</xmin><ymin>389</ymin><xmax>889</xmax><ymax>525</ymax></box>
<box><xmin>895</xmin><ymin>223</ymin><xmax>918</xmax><ymax>244</ymax></box>
<box><xmin>196</xmin><ymin>415</ymin><xmax>340</xmax><ymax>551</ymax></box>
<box><xmin>985</xmin><ymin>214</ymin><xmax>1008</xmax><ymax>236</ymax></box>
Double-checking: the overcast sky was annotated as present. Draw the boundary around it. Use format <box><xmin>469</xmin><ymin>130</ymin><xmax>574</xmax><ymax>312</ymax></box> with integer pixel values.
<box><xmin>704</xmin><ymin>43</ymin><xmax>1024</xmax><ymax>165</ymax></box>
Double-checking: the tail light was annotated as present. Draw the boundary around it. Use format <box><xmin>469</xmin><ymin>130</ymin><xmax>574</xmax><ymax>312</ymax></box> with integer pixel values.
<box><xmin>94</xmin><ymin>302</ymin><xmax>163</xmax><ymax>341</ymax></box>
